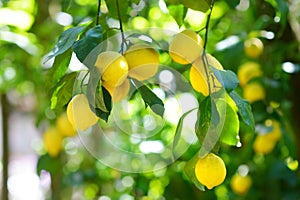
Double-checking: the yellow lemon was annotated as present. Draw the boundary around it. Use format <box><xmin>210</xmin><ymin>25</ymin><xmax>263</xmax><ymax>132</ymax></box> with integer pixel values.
<box><xmin>169</xmin><ymin>29</ymin><xmax>203</xmax><ymax>64</ymax></box>
<box><xmin>195</xmin><ymin>153</ymin><xmax>227</xmax><ymax>189</ymax></box>
<box><xmin>244</xmin><ymin>37</ymin><xmax>264</xmax><ymax>58</ymax></box>
<box><xmin>124</xmin><ymin>43</ymin><xmax>160</xmax><ymax>81</ymax></box>
<box><xmin>103</xmin><ymin>78</ymin><xmax>130</xmax><ymax>102</ymax></box>
<box><xmin>43</xmin><ymin>126</ymin><xmax>63</xmax><ymax>157</ymax></box>
<box><xmin>243</xmin><ymin>82</ymin><xmax>265</xmax><ymax>103</ymax></box>
<box><xmin>56</xmin><ymin>113</ymin><xmax>76</xmax><ymax>137</ymax></box>
<box><xmin>67</xmin><ymin>94</ymin><xmax>99</xmax><ymax>131</ymax></box>
<box><xmin>190</xmin><ymin>54</ymin><xmax>223</xmax><ymax>96</ymax></box>
<box><xmin>253</xmin><ymin>134</ymin><xmax>276</xmax><ymax>154</ymax></box>
<box><xmin>237</xmin><ymin>62</ymin><xmax>262</xmax><ymax>87</ymax></box>
<box><xmin>231</xmin><ymin>174</ymin><xmax>252</xmax><ymax>195</ymax></box>
<box><xmin>265</xmin><ymin>120</ymin><xmax>282</xmax><ymax>142</ymax></box>
<box><xmin>95</xmin><ymin>51</ymin><xmax>128</xmax><ymax>87</ymax></box>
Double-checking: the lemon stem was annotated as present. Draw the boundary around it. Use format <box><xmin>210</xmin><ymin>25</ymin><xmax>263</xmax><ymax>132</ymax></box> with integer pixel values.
<box><xmin>202</xmin><ymin>0</ymin><xmax>215</xmax><ymax>95</ymax></box>
<box><xmin>96</xmin><ymin>0</ymin><xmax>101</xmax><ymax>25</ymax></box>
<box><xmin>116</xmin><ymin>0</ymin><xmax>126</xmax><ymax>53</ymax></box>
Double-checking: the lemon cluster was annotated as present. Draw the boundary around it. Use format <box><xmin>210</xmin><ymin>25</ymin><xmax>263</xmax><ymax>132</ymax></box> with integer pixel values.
<box><xmin>237</xmin><ymin>62</ymin><xmax>265</xmax><ymax>103</ymax></box>
<box><xmin>95</xmin><ymin>43</ymin><xmax>160</xmax><ymax>102</ymax></box>
<box><xmin>253</xmin><ymin>119</ymin><xmax>282</xmax><ymax>154</ymax></box>
<box><xmin>43</xmin><ymin>113</ymin><xmax>76</xmax><ymax>157</ymax></box>
<box><xmin>169</xmin><ymin>29</ymin><xmax>224</xmax><ymax>96</ymax></box>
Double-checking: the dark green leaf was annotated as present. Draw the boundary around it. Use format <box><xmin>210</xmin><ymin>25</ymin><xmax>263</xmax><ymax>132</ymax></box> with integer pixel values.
<box><xmin>173</xmin><ymin>108</ymin><xmax>197</xmax><ymax>156</ymax></box>
<box><xmin>224</xmin><ymin>0</ymin><xmax>239</xmax><ymax>8</ymax></box>
<box><xmin>212</xmin><ymin>68</ymin><xmax>239</xmax><ymax>92</ymax></box>
<box><xmin>180</xmin><ymin>0</ymin><xmax>211</xmax><ymax>12</ymax></box>
<box><xmin>105</xmin><ymin>0</ymin><xmax>129</xmax><ymax>22</ymax></box>
<box><xmin>86</xmin><ymin>67</ymin><xmax>112</xmax><ymax>121</ymax></box>
<box><xmin>230</xmin><ymin>91</ymin><xmax>255</xmax><ymax>131</ymax></box>
<box><xmin>72</xmin><ymin>25</ymin><xmax>104</xmax><ymax>67</ymax></box>
<box><xmin>95</xmin><ymin>86</ymin><xmax>112</xmax><ymax>121</ymax></box>
<box><xmin>168</xmin><ymin>4</ymin><xmax>186</xmax><ymax>27</ymax></box>
<box><xmin>184</xmin><ymin>152</ymin><xmax>205</xmax><ymax>191</ymax></box>
<box><xmin>132</xmin><ymin>79</ymin><xmax>165</xmax><ymax>117</ymax></box>
<box><xmin>37</xmin><ymin>154</ymin><xmax>62</xmax><ymax>176</ymax></box>
<box><xmin>45</xmin><ymin>49</ymin><xmax>72</xmax><ymax>91</ymax></box>
<box><xmin>45</xmin><ymin>26</ymin><xmax>85</xmax><ymax>62</ymax></box>
<box><xmin>51</xmin><ymin>72</ymin><xmax>78</xmax><ymax>114</ymax></box>
<box><xmin>62</xmin><ymin>0</ymin><xmax>72</xmax><ymax>11</ymax></box>
<box><xmin>276</xmin><ymin>0</ymin><xmax>288</xmax><ymax>29</ymax></box>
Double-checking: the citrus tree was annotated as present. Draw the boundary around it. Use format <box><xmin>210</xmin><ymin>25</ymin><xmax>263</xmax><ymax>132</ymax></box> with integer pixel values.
<box><xmin>1</xmin><ymin>0</ymin><xmax>300</xmax><ymax>199</ymax></box>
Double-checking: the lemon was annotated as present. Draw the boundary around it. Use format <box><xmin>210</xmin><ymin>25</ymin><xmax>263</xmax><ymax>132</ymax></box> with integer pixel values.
<box><xmin>56</xmin><ymin>113</ymin><xmax>76</xmax><ymax>137</ymax></box>
<box><xmin>124</xmin><ymin>43</ymin><xmax>160</xmax><ymax>81</ymax></box>
<box><xmin>243</xmin><ymin>82</ymin><xmax>265</xmax><ymax>103</ymax></box>
<box><xmin>244</xmin><ymin>37</ymin><xmax>264</xmax><ymax>58</ymax></box>
<box><xmin>237</xmin><ymin>62</ymin><xmax>262</xmax><ymax>87</ymax></box>
<box><xmin>169</xmin><ymin>29</ymin><xmax>203</xmax><ymax>64</ymax></box>
<box><xmin>95</xmin><ymin>51</ymin><xmax>128</xmax><ymax>87</ymax></box>
<box><xmin>253</xmin><ymin>134</ymin><xmax>276</xmax><ymax>154</ymax></box>
<box><xmin>189</xmin><ymin>54</ymin><xmax>223</xmax><ymax>96</ymax></box>
<box><xmin>265</xmin><ymin>120</ymin><xmax>282</xmax><ymax>141</ymax></box>
<box><xmin>103</xmin><ymin>78</ymin><xmax>130</xmax><ymax>102</ymax></box>
<box><xmin>43</xmin><ymin>126</ymin><xmax>63</xmax><ymax>157</ymax></box>
<box><xmin>231</xmin><ymin>174</ymin><xmax>252</xmax><ymax>195</ymax></box>
<box><xmin>67</xmin><ymin>94</ymin><xmax>99</xmax><ymax>131</ymax></box>
<box><xmin>195</xmin><ymin>153</ymin><xmax>227</xmax><ymax>189</ymax></box>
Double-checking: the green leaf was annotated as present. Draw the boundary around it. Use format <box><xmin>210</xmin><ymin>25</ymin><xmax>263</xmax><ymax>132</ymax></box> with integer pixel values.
<box><xmin>184</xmin><ymin>152</ymin><xmax>205</xmax><ymax>191</ymax></box>
<box><xmin>45</xmin><ymin>49</ymin><xmax>72</xmax><ymax>91</ymax></box>
<box><xmin>62</xmin><ymin>0</ymin><xmax>72</xmax><ymax>11</ymax></box>
<box><xmin>72</xmin><ymin>25</ymin><xmax>104</xmax><ymax>67</ymax></box>
<box><xmin>36</xmin><ymin>154</ymin><xmax>62</xmax><ymax>176</ymax></box>
<box><xmin>180</xmin><ymin>0</ymin><xmax>211</xmax><ymax>12</ymax></box>
<box><xmin>230</xmin><ymin>91</ymin><xmax>255</xmax><ymax>132</ymax></box>
<box><xmin>196</xmin><ymin>95</ymin><xmax>221</xmax><ymax>157</ymax></box>
<box><xmin>45</xmin><ymin>26</ymin><xmax>85</xmax><ymax>62</ymax></box>
<box><xmin>105</xmin><ymin>0</ymin><xmax>129</xmax><ymax>22</ymax></box>
<box><xmin>50</xmin><ymin>72</ymin><xmax>78</xmax><ymax>114</ymax></box>
<box><xmin>132</xmin><ymin>79</ymin><xmax>165</xmax><ymax>117</ymax></box>
<box><xmin>86</xmin><ymin>68</ymin><xmax>112</xmax><ymax>121</ymax></box>
<box><xmin>168</xmin><ymin>4</ymin><xmax>186</xmax><ymax>27</ymax></box>
<box><xmin>212</xmin><ymin>68</ymin><xmax>239</xmax><ymax>92</ymax></box>
<box><xmin>131</xmin><ymin>0</ymin><xmax>140</xmax><ymax>4</ymax></box>
<box><xmin>173</xmin><ymin>108</ymin><xmax>197</xmax><ymax>156</ymax></box>
<box><xmin>224</xmin><ymin>0</ymin><xmax>239</xmax><ymax>8</ymax></box>
<box><xmin>95</xmin><ymin>86</ymin><xmax>112</xmax><ymax>122</ymax></box>
<box><xmin>216</xmin><ymin>96</ymin><xmax>240</xmax><ymax>146</ymax></box>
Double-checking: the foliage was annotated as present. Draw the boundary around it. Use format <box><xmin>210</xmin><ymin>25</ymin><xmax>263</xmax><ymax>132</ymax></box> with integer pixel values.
<box><xmin>1</xmin><ymin>0</ymin><xmax>300</xmax><ymax>199</ymax></box>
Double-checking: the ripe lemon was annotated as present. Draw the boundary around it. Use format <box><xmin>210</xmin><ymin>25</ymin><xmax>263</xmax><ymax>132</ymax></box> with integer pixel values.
<box><xmin>169</xmin><ymin>29</ymin><xmax>203</xmax><ymax>64</ymax></box>
<box><xmin>124</xmin><ymin>43</ymin><xmax>159</xmax><ymax>81</ymax></box>
<box><xmin>195</xmin><ymin>153</ymin><xmax>227</xmax><ymax>189</ymax></box>
<box><xmin>95</xmin><ymin>51</ymin><xmax>128</xmax><ymax>87</ymax></box>
<box><xmin>43</xmin><ymin>126</ymin><xmax>63</xmax><ymax>157</ymax></box>
<box><xmin>231</xmin><ymin>174</ymin><xmax>252</xmax><ymax>195</ymax></box>
<box><xmin>265</xmin><ymin>120</ymin><xmax>282</xmax><ymax>141</ymax></box>
<box><xmin>237</xmin><ymin>62</ymin><xmax>262</xmax><ymax>87</ymax></box>
<box><xmin>103</xmin><ymin>78</ymin><xmax>130</xmax><ymax>102</ymax></box>
<box><xmin>253</xmin><ymin>134</ymin><xmax>276</xmax><ymax>154</ymax></box>
<box><xmin>56</xmin><ymin>113</ymin><xmax>76</xmax><ymax>137</ymax></box>
<box><xmin>243</xmin><ymin>82</ymin><xmax>265</xmax><ymax>103</ymax></box>
<box><xmin>190</xmin><ymin>54</ymin><xmax>223</xmax><ymax>96</ymax></box>
<box><xmin>67</xmin><ymin>94</ymin><xmax>99</xmax><ymax>131</ymax></box>
<box><xmin>244</xmin><ymin>37</ymin><xmax>264</xmax><ymax>58</ymax></box>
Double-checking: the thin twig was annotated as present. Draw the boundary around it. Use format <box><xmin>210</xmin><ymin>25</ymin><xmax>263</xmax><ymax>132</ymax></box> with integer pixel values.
<box><xmin>116</xmin><ymin>0</ymin><xmax>126</xmax><ymax>53</ymax></box>
<box><xmin>202</xmin><ymin>0</ymin><xmax>215</xmax><ymax>95</ymax></box>
<box><xmin>96</xmin><ymin>0</ymin><xmax>101</xmax><ymax>25</ymax></box>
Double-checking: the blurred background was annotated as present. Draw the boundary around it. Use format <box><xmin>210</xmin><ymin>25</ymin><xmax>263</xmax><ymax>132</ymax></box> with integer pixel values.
<box><xmin>1</xmin><ymin>0</ymin><xmax>300</xmax><ymax>199</ymax></box>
